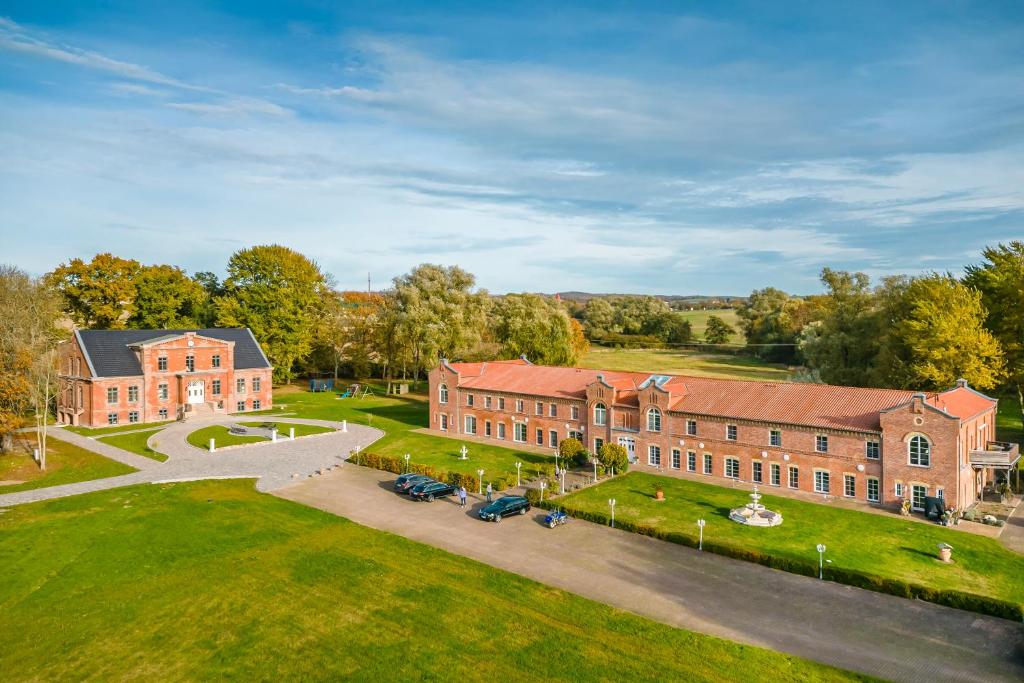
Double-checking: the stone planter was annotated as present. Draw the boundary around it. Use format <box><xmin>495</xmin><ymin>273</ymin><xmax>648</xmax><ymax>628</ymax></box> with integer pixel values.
<box><xmin>655</xmin><ymin>488</ymin><xmax>665</xmax><ymax>501</ymax></box>
<box><xmin>938</xmin><ymin>543</ymin><xmax>953</xmax><ymax>563</ymax></box>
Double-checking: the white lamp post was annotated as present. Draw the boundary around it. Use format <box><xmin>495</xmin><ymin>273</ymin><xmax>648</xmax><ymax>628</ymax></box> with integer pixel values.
<box><xmin>404</xmin><ymin>453</ymin><xmax>410</xmax><ymax>474</ymax></box>
<box><xmin>816</xmin><ymin>543</ymin><xmax>827</xmax><ymax>579</ymax></box>
<box><xmin>515</xmin><ymin>461</ymin><xmax>522</xmax><ymax>487</ymax></box>
<box><xmin>609</xmin><ymin>498</ymin><xmax>617</xmax><ymax>528</ymax></box>
<box><xmin>554</xmin><ymin>448</ymin><xmax>560</xmax><ymax>472</ymax></box>
<box><xmin>539</xmin><ymin>480</ymin><xmax>547</xmax><ymax>503</ymax></box>
<box><xmin>697</xmin><ymin>518</ymin><xmax>706</xmax><ymax>551</ymax></box>
<box><xmin>560</xmin><ymin>468</ymin><xmax>566</xmax><ymax>494</ymax></box>
<box><xmin>460</xmin><ymin>444</ymin><xmax>469</xmax><ymax>461</ymax></box>
<box><xmin>477</xmin><ymin>468</ymin><xmax>485</xmax><ymax>496</ymax></box>
<box><xmin>593</xmin><ymin>457</ymin><xmax>598</xmax><ymax>483</ymax></box>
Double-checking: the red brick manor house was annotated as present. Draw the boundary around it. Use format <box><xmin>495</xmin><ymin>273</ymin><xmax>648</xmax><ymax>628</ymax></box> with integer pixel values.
<box><xmin>56</xmin><ymin>328</ymin><xmax>273</xmax><ymax>427</ymax></box>
<box><xmin>429</xmin><ymin>358</ymin><xmax>1019</xmax><ymax>511</ymax></box>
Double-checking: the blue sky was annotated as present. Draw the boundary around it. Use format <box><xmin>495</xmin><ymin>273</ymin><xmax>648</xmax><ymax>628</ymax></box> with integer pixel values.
<box><xmin>1</xmin><ymin>1</ymin><xmax>1022</xmax><ymax>294</ymax></box>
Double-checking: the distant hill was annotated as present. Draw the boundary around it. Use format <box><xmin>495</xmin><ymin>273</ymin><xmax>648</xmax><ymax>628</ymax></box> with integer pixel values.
<box><xmin>554</xmin><ymin>292</ymin><xmax>747</xmax><ymax>307</ymax></box>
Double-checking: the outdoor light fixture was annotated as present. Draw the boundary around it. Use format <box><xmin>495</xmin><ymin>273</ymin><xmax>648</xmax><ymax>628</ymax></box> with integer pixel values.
<box><xmin>857</xmin><ymin>464</ymin><xmax>865</xmax><ymax>472</ymax></box>
<box><xmin>515</xmin><ymin>461</ymin><xmax>522</xmax><ymax>487</ymax></box>
<box><xmin>697</xmin><ymin>519</ymin><xmax>706</xmax><ymax>550</ymax></box>
<box><xmin>404</xmin><ymin>453</ymin><xmax>410</xmax><ymax>473</ymax></box>
<box><xmin>816</xmin><ymin>543</ymin><xmax>827</xmax><ymax>579</ymax></box>
<box><xmin>783</xmin><ymin>453</ymin><xmax>791</xmax><ymax>461</ymax></box>
<box><xmin>761</xmin><ymin>451</ymin><xmax>768</xmax><ymax>458</ymax></box>
<box><xmin>477</xmin><ymin>468</ymin><xmax>485</xmax><ymax>495</ymax></box>
<box><xmin>608</xmin><ymin>498</ymin><xmax>617</xmax><ymax>528</ymax></box>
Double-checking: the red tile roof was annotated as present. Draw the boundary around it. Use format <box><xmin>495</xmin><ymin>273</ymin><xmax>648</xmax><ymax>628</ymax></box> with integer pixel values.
<box><xmin>448</xmin><ymin>361</ymin><xmax>995</xmax><ymax>433</ymax></box>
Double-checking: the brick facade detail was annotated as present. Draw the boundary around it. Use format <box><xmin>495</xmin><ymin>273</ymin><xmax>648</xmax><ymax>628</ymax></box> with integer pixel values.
<box><xmin>56</xmin><ymin>330</ymin><xmax>273</xmax><ymax>427</ymax></box>
<box><xmin>429</xmin><ymin>360</ymin><xmax>1002</xmax><ymax>512</ymax></box>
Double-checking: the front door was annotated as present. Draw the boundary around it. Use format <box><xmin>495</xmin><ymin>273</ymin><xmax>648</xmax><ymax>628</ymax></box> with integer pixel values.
<box><xmin>187</xmin><ymin>380</ymin><xmax>205</xmax><ymax>404</ymax></box>
<box><xmin>618</xmin><ymin>436</ymin><xmax>636</xmax><ymax>463</ymax></box>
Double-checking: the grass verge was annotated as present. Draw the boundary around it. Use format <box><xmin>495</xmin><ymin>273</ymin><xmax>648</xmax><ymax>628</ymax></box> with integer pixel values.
<box><xmin>549</xmin><ymin>472</ymin><xmax>1024</xmax><ymax>619</ymax></box>
<box><xmin>0</xmin><ymin>480</ymin><xmax>866</xmax><ymax>681</ymax></box>
<box><xmin>97</xmin><ymin>429</ymin><xmax>169</xmax><ymax>462</ymax></box>
<box><xmin>0</xmin><ymin>436</ymin><xmax>136</xmax><ymax>493</ymax></box>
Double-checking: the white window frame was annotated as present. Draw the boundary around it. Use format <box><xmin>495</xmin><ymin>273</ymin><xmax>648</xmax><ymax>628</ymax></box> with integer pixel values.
<box><xmin>813</xmin><ymin>470</ymin><xmax>830</xmax><ymax>494</ymax></box>
<box><xmin>237</xmin><ymin>401</ymin><xmax>245</xmax><ymax>412</ymax></box>
<box><xmin>703</xmin><ymin>453</ymin><xmax>713</xmax><ymax>475</ymax></box>
<box><xmin>686</xmin><ymin>419</ymin><xmax>697</xmax><ymax>436</ymax></box>
<box><xmin>212</xmin><ymin>379</ymin><xmax>221</xmax><ymax>395</ymax></box>
<box><xmin>498</xmin><ymin>397</ymin><xmax>506</xmax><ymax>410</ymax></box>
<box><xmin>467</xmin><ymin>394</ymin><xmax>475</xmax><ymax>407</ymax></box>
<box><xmin>252</xmin><ymin>376</ymin><xmax>261</xmax><ymax>392</ymax></box>
<box><xmin>752</xmin><ymin>460</ymin><xmax>763</xmax><ymax>483</ymax></box>
<box><xmin>911</xmin><ymin>484</ymin><xmax>927</xmax><ymax>511</ymax></box>
<box><xmin>571</xmin><ymin>405</ymin><xmax>579</xmax><ymax>420</ymax></box>
<box><xmin>158</xmin><ymin>408</ymin><xmax>168</xmax><ymax>420</ymax></box>
<box><xmin>237</xmin><ymin>378</ymin><xmax>246</xmax><ymax>394</ymax></box>
<box><xmin>485</xmin><ymin>420</ymin><xmax>492</xmax><ymax>437</ymax></box>
<box><xmin>536</xmin><ymin>428</ymin><xmax>544</xmax><ymax>445</ymax></box>
<box><xmin>128</xmin><ymin>385</ymin><xmax>139</xmax><ymax>403</ymax></box>
<box><xmin>158</xmin><ymin>383</ymin><xmax>168</xmax><ymax>401</ymax></box>
<box><xmin>440</xmin><ymin>414</ymin><xmax>448</xmax><ymax>431</ymax></box>
<box><xmin>535</xmin><ymin>401</ymin><xmax>543</xmax><ymax>416</ymax></box>
<box><xmin>106</xmin><ymin>387</ymin><xmax>118</xmax><ymax>404</ymax></box>
<box><xmin>908</xmin><ymin>435</ymin><xmax>931</xmax><ymax>467</ymax></box>
<box><xmin>252</xmin><ymin>399</ymin><xmax>261</xmax><ymax>410</ymax></box>
<box><xmin>648</xmin><ymin>445</ymin><xmax>661</xmax><ymax>466</ymax></box>
<box><xmin>497</xmin><ymin>422</ymin><xmax>506</xmax><ymax>439</ymax></box>
<box><xmin>725</xmin><ymin>457</ymin><xmax>739</xmax><ymax>479</ymax></box>
<box><xmin>646</xmin><ymin>408</ymin><xmax>662</xmax><ymax>433</ymax></box>
<box><xmin>212</xmin><ymin>354</ymin><xmax>221</xmax><ymax>368</ymax></box>
<box><xmin>107</xmin><ymin>412</ymin><xmax>118</xmax><ymax>425</ymax></box>
<box><xmin>594</xmin><ymin>437</ymin><xmax>604</xmax><ymax>453</ymax></box>
<box><xmin>439</xmin><ymin>384</ymin><xmax>449</xmax><ymax>404</ymax></box>
<box><xmin>515</xmin><ymin>399</ymin><xmax>524</xmax><ymax>413</ymax></box>
<box><xmin>770</xmin><ymin>463</ymin><xmax>781</xmax><ymax>486</ymax></box>
<box><xmin>128</xmin><ymin>411</ymin><xmax>139</xmax><ymax>424</ymax></box>
<box><xmin>895</xmin><ymin>482</ymin><xmax>904</xmax><ymax>498</ymax></box>
<box><xmin>549</xmin><ymin>429</ymin><xmax>558</xmax><ymax>448</ymax></box>
<box><xmin>671</xmin><ymin>448</ymin><xmax>681</xmax><ymax>469</ymax></box>
<box><xmin>549</xmin><ymin>403</ymin><xmax>557</xmax><ymax>417</ymax></box>
<box><xmin>815</xmin><ymin>434</ymin><xmax>828</xmax><ymax>453</ymax></box>
<box><xmin>844</xmin><ymin>474</ymin><xmax>855</xmax><ymax>498</ymax></box>
<box><xmin>514</xmin><ymin>422</ymin><xmax>527</xmax><ymax>443</ymax></box>
<box><xmin>465</xmin><ymin>415</ymin><xmax>477</xmax><ymax>435</ymax></box>
<box><xmin>867</xmin><ymin>477</ymin><xmax>879</xmax><ymax>502</ymax></box>
<box><xmin>788</xmin><ymin>466</ymin><xmax>799</xmax><ymax>489</ymax></box>
<box><xmin>726</xmin><ymin>424</ymin><xmax>737</xmax><ymax>441</ymax></box>
<box><xmin>485</xmin><ymin>396</ymin><xmax>492</xmax><ymax>409</ymax></box>
<box><xmin>769</xmin><ymin>429</ymin><xmax>781</xmax><ymax>447</ymax></box>
<box><xmin>594</xmin><ymin>402</ymin><xmax>607</xmax><ymax>426</ymax></box>
<box><xmin>687</xmin><ymin>450</ymin><xmax>697</xmax><ymax>472</ymax></box>
<box><xmin>157</xmin><ymin>356</ymin><xmax>168</xmax><ymax>371</ymax></box>
<box><xmin>865</xmin><ymin>440</ymin><xmax>880</xmax><ymax>460</ymax></box>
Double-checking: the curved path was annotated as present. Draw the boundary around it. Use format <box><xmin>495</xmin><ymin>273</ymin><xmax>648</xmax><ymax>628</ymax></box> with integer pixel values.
<box><xmin>0</xmin><ymin>418</ymin><xmax>382</xmax><ymax>507</ymax></box>
<box><xmin>278</xmin><ymin>464</ymin><xmax>1024</xmax><ymax>683</ymax></box>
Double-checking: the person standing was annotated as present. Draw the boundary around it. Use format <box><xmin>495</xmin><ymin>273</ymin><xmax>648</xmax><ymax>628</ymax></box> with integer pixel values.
<box><xmin>485</xmin><ymin>482</ymin><xmax>493</xmax><ymax>503</ymax></box>
<box><xmin>458</xmin><ymin>486</ymin><xmax>467</xmax><ymax>508</ymax></box>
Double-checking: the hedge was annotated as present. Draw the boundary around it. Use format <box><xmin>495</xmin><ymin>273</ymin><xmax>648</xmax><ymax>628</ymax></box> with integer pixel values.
<box><xmin>535</xmin><ymin>499</ymin><xmax>1024</xmax><ymax>622</ymax></box>
<box><xmin>348</xmin><ymin>451</ymin><xmax>519</xmax><ymax>492</ymax></box>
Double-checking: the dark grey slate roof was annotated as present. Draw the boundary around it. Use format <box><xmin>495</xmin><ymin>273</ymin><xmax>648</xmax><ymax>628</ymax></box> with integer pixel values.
<box><xmin>76</xmin><ymin>328</ymin><xmax>271</xmax><ymax>377</ymax></box>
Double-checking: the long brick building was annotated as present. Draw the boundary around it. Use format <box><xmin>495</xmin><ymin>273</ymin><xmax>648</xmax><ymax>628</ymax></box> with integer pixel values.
<box><xmin>428</xmin><ymin>358</ymin><xmax>1019</xmax><ymax>511</ymax></box>
<box><xmin>56</xmin><ymin>328</ymin><xmax>273</xmax><ymax>427</ymax></box>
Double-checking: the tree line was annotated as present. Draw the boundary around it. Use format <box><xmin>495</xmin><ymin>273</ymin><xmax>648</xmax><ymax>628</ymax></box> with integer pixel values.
<box><xmin>736</xmin><ymin>243</ymin><xmax>1023</xmax><ymax>401</ymax></box>
<box><xmin>576</xmin><ymin>295</ymin><xmax>735</xmax><ymax>345</ymax></box>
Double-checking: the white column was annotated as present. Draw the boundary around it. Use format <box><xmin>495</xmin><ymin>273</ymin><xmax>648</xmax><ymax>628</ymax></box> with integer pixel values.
<box><xmin>342</xmin><ymin>420</ymin><xmax>347</xmax><ymax>433</ymax></box>
<box><xmin>209</xmin><ymin>438</ymin><xmax>215</xmax><ymax>452</ymax></box>
<box><xmin>289</xmin><ymin>427</ymin><xmax>295</xmax><ymax>440</ymax></box>
<box><xmin>271</xmin><ymin>429</ymin><xmax>278</xmax><ymax>443</ymax></box>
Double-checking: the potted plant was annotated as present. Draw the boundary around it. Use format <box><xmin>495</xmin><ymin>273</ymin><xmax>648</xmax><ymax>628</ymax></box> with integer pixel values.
<box><xmin>937</xmin><ymin>543</ymin><xmax>953</xmax><ymax>563</ymax></box>
<box><xmin>655</xmin><ymin>486</ymin><xmax>665</xmax><ymax>501</ymax></box>
<box><xmin>997</xmin><ymin>481</ymin><xmax>1012</xmax><ymax>503</ymax></box>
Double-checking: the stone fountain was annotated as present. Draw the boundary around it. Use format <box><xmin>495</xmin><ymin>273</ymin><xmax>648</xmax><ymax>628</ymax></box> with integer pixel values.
<box><xmin>729</xmin><ymin>485</ymin><xmax>783</xmax><ymax>527</ymax></box>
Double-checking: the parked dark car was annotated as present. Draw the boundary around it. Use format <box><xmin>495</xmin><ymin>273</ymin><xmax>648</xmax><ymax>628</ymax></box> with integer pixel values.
<box><xmin>478</xmin><ymin>495</ymin><xmax>531</xmax><ymax>522</ymax></box>
<box><xmin>409</xmin><ymin>480</ymin><xmax>458</xmax><ymax>502</ymax></box>
<box><xmin>394</xmin><ymin>473</ymin><xmax>432</xmax><ymax>493</ymax></box>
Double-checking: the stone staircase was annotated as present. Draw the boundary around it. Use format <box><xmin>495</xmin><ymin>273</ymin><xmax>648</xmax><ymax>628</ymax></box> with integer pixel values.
<box><xmin>181</xmin><ymin>401</ymin><xmax>224</xmax><ymax>421</ymax></box>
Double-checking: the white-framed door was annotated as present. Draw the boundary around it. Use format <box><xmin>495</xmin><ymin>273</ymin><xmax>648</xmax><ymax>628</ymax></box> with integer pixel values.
<box><xmin>187</xmin><ymin>380</ymin><xmax>205</xmax><ymax>404</ymax></box>
<box><xmin>618</xmin><ymin>436</ymin><xmax>636</xmax><ymax>463</ymax></box>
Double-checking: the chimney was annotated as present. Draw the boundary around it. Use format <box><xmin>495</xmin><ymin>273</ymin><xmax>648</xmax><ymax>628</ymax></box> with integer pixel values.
<box><xmin>956</xmin><ymin>378</ymin><xmax>968</xmax><ymax>389</ymax></box>
<box><xmin>911</xmin><ymin>392</ymin><xmax>926</xmax><ymax>413</ymax></box>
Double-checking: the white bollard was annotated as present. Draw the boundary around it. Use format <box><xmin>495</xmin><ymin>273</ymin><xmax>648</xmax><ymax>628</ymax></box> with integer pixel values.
<box><xmin>342</xmin><ymin>420</ymin><xmax>347</xmax><ymax>433</ymax></box>
<box><xmin>271</xmin><ymin>429</ymin><xmax>278</xmax><ymax>443</ymax></box>
<box><xmin>33</xmin><ymin>448</ymin><xmax>39</xmax><ymax>463</ymax></box>
<box><xmin>209</xmin><ymin>438</ymin><xmax>215</xmax><ymax>453</ymax></box>
<box><xmin>289</xmin><ymin>427</ymin><xmax>295</xmax><ymax>441</ymax></box>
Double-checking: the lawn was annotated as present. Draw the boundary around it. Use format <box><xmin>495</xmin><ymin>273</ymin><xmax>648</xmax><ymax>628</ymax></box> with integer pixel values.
<box><xmin>554</xmin><ymin>472</ymin><xmax>1024</xmax><ymax>613</ymax></box>
<box><xmin>0</xmin><ymin>480</ymin><xmax>863</xmax><ymax>682</ymax></box>
<box><xmin>0</xmin><ymin>435</ymin><xmax>136</xmax><ymax>493</ymax></box>
<box><xmin>254</xmin><ymin>385</ymin><xmax>557</xmax><ymax>483</ymax></box>
<box><xmin>581</xmin><ymin>347</ymin><xmax>791</xmax><ymax>380</ymax></box>
<box><xmin>676</xmin><ymin>307</ymin><xmax>744</xmax><ymax>344</ymax></box>
<box><xmin>65</xmin><ymin>420</ymin><xmax>175</xmax><ymax>436</ymax></box>
<box><xmin>186</xmin><ymin>425</ymin><xmax>268</xmax><ymax>449</ymax></box>
<box><xmin>238</xmin><ymin>421</ymin><xmax>335</xmax><ymax>438</ymax></box>
<box><xmin>97</xmin><ymin>428</ymin><xmax>169</xmax><ymax>462</ymax></box>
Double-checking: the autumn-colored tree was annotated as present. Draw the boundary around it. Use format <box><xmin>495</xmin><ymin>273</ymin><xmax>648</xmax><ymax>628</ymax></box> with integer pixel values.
<box><xmin>312</xmin><ymin>290</ymin><xmax>385</xmax><ymax>380</ymax></box>
<box><xmin>47</xmin><ymin>253</ymin><xmax>141</xmax><ymax>328</ymax></box>
<box><xmin>491</xmin><ymin>293</ymin><xmax>586</xmax><ymax>365</ymax></box>
<box><xmin>216</xmin><ymin>245</ymin><xmax>331</xmax><ymax>384</ymax></box>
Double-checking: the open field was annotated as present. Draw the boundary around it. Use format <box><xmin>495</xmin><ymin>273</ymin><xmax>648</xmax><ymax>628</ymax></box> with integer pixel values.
<box><xmin>582</xmin><ymin>347</ymin><xmax>791</xmax><ymax>380</ymax></box>
<box><xmin>554</xmin><ymin>472</ymin><xmax>1024</xmax><ymax>612</ymax></box>
<box><xmin>97</xmin><ymin>429</ymin><xmax>169</xmax><ymax>462</ymax></box>
<box><xmin>676</xmin><ymin>307</ymin><xmax>744</xmax><ymax>343</ymax></box>
<box><xmin>65</xmin><ymin>420</ymin><xmax>174</xmax><ymax>436</ymax></box>
<box><xmin>255</xmin><ymin>385</ymin><xmax>556</xmax><ymax>483</ymax></box>
<box><xmin>0</xmin><ymin>436</ymin><xmax>136</xmax><ymax>493</ymax></box>
<box><xmin>0</xmin><ymin>479</ymin><xmax>863</xmax><ymax>681</ymax></box>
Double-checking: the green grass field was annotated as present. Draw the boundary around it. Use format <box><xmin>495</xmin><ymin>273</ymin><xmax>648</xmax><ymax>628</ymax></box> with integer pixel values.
<box><xmin>582</xmin><ymin>347</ymin><xmax>791</xmax><ymax>380</ymax></box>
<box><xmin>0</xmin><ymin>436</ymin><xmax>136</xmax><ymax>493</ymax></box>
<box><xmin>555</xmin><ymin>472</ymin><xmax>1024</xmax><ymax>609</ymax></box>
<box><xmin>0</xmin><ymin>480</ymin><xmax>863</xmax><ymax>681</ymax></box>
<box><xmin>65</xmin><ymin>420</ymin><xmax>174</xmax><ymax>436</ymax></box>
<box><xmin>257</xmin><ymin>386</ymin><xmax>557</xmax><ymax>482</ymax></box>
<box><xmin>676</xmin><ymin>307</ymin><xmax>744</xmax><ymax>344</ymax></box>
<box><xmin>97</xmin><ymin>428</ymin><xmax>169</xmax><ymax>462</ymax></box>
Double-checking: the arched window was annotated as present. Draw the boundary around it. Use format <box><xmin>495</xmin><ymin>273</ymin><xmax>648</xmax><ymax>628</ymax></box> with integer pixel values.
<box><xmin>439</xmin><ymin>383</ymin><xmax>449</xmax><ymax>405</ymax></box>
<box><xmin>594</xmin><ymin>402</ymin><xmax>607</xmax><ymax>426</ymax></box>
<box><xmin>647</xmin><ymin>408</ymin><xmax>662</xmax><ymax>432</ymax></box>
<box><xmin>908</xmin><ymin>435</ymin><xmax>931</xmax><ymax>467</ymax></box>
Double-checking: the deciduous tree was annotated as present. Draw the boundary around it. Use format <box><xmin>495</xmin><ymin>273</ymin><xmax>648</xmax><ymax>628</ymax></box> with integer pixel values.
<box><xmin>128</xmin><ymin>265</ymin><xmax>208</xmax><ymax>329</ymax></box>
<box><xmin>47</xmin><ymin>253</ymin><xmax>141</xmax><ymax>328</ymax></box>
<box><xmin>216</xmin><ymin>245</ymin><xmax>331</xmax><ymax>384</ymax></box>
<box><xmin>800</xmin><ymin>269</ymin><xmax>880</xmax><ymax>386</ymax></box>
<box><xmin>492</xmin><ymin>293</ymin><xmax>586</xmax><ymax>365</ymax></box>
<box><xmin>704</xmin><ymin>315</ymin><xmax>735</xmax><ymax>345</ymax></box>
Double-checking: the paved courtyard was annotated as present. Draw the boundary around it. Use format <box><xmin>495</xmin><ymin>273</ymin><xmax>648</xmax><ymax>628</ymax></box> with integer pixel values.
<box><xmin>277</xmin><ymin>464</ymin><xmax>1024</xmax><ymax>683</ymax></box>
<box><xmin>0</xmin><ymin>418</ymin><xmax>382</xmax><ymax>507</ymax></box>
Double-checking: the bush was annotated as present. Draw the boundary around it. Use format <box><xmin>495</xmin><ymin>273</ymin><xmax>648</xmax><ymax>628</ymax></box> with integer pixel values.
<box><xmin>559</xmin><ymin>438</ymin><xmax>589</xmax><ymax>467</ymax></box>
<box><xmin>598</xmin><ymin>443</ymin><xmax>629</xmax><ymax>474</ymax></box>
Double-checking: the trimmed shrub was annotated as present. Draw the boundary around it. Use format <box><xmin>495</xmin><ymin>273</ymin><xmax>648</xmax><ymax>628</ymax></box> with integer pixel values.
<box><xmin>598</xmin><ymin>443</ymin><xmax>629</xmax><ymax>474</ymax></box>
